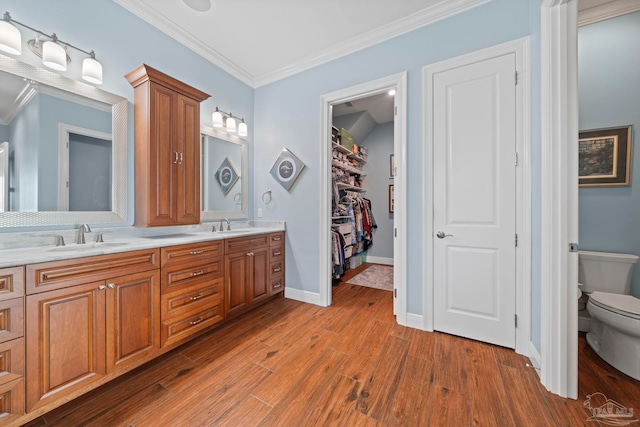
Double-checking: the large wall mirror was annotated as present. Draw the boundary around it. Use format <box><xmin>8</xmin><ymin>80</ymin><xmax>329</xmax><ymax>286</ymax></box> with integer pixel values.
<box><xmin>0</xmin><ymin>54</ymin><xmax>127</xmax><ymax>227</ymax></box>
<box><xmin>200</xmin><ymin>125</ymin><xmax>248</xmax><ymax>220</ymax></box>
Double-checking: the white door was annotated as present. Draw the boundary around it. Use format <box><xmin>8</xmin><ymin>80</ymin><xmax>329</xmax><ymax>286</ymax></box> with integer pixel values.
<box><xmin>432</xmin><ymin>53</ymin><xmax>516</xmax><ymax>348</ymax></box>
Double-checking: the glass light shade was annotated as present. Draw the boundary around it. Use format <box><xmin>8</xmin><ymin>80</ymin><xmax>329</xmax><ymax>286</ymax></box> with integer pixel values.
<box><xmin>0</xmin><ymin>20</ymin><xmax>21</xmax><ymax>55</ymax></box>
<box><xmin>42</xmin><ymin>41</ymin><xmax>67</xmax><ymax>71</ymax></box>
<box><xmin>226</xmin><ymin>117</ymin><xmax>236</xmax><ymax>133</ymax></box>
<box><xmin>82</xmin><ymin>56</ymin><xmax>103</xmax><ymax>84</ymax></box>
<box><xmin>212</xmin><ymin>111</ymin><xmax>223</xmax><ymax>128</ymax></box>
<box><xmin>238</xmin><ymin>121</ymin><xmax>248</xmax><ymax>137</ymax></box>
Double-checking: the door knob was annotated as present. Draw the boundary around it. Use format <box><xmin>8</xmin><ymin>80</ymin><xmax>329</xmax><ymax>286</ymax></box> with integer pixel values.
<box><xmin>436</xmin><ymin>231</ymin><xmax>454</xmax><ymax>239</ymax></box>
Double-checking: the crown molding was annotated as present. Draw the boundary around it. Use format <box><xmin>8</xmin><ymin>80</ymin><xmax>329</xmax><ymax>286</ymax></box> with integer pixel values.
<box><xmin>113</xmin><ymin>0</ymin><xmax>255</xmax><ymax>87</ymax></box>
<box><xmin>578</xmin><ymin>0</ymin><xmax>640</xmax><ymax>26</ymax></box>
<box><xmin>0</xmin><ymin>83</ymin><xmax>35</xmax><ymax>125</ymax></box>
<box><xmin>254</xmin><ymin>0</ymin><xmax>488</xmax><ymax>87</ymax></box>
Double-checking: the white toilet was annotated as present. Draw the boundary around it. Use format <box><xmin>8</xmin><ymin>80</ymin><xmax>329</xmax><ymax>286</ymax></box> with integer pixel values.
<box><xmin>578</xmin><ymin>250</ymin><xmax>640</xmax><ymax>380</ymax></box>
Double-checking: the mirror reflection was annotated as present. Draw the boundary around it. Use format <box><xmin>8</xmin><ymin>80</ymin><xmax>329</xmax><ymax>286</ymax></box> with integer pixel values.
<box><xmin>0</xmin><ymin>69</ymin><xmax>112</xmax><ymax>213</ymax></box>
<box><xmin>200</xmin><ymin>129</ymin><xmax>248</xmax><ymax>220</ymax></box>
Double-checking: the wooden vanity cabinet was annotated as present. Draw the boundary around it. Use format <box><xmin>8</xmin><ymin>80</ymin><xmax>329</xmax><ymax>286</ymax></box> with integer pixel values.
<box><xmin>160</xmin><ymin>241</ymin><xmax>225</xmax><ymax>347</ymax></box>
<box><xmin>125</xmin><ymin>64</ymin><xmax>210</xmax><ymax>227</ymax></box>
<box><xmin>25</xmin><ymin>249</ymin><xmax>161</xmax><ymax>412</ymax></box>
<box><xmin>268</xmin><ymin>232</ymin><xmax>286</xmax><ymax>295</ymax></box>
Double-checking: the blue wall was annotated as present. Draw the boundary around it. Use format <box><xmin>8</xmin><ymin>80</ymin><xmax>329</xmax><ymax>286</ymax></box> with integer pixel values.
<box><xmin>578</xmin><ymin>11</ymin><xmax>640</xmax><ymax>297</ymax></box>
<box><xmin>254</xmin><ymin>0</ymin><xmax>536</xmax><ymax>318</ymax></box>
<box><xmin>1</xmin><ymin>0</ymin><xmax>254</xmax><ymax>227</ymax></box>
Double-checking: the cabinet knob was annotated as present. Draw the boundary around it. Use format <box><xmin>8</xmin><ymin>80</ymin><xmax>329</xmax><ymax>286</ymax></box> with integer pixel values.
<box><xmin>247</xmin><ymin>252</ymin><xmax>254</xmax><ymax>256</ymax></box>
<box><xmin>98</xmin><ymin>284</ymin><xmax>106</xmax><ymax>291</ymax></box>
<box><xmin>178</xmin><ymin>152</ymin><xmax>183</xmax><ymax>164</ymax></box>
<box><xmin>189</xmin><ymin>317</ymin><xmax>203</xmax><ymax>326</ymax></box>
<box><xmin>190</xmin><ymin>270</ymin><xmax>204</xmax><ymax>277</ymax></box>
<box><xmin>189</xmin><ymin>294</ymin><xmax>203</xmax><ymax>301</ymax></box>
<box><xmin>107</xmin><ymin>283</ymin><xmax>115</xmax><ymax>289</ymax></box>
<box><xmin>174</xmin><ymin>151</ymin><xmax>179</xmax><ymax>164</ymax></box>
<box><xmin>273</xmin><ymin>282</ymin><xmax>282</xmax><ymax>289</ymax></box>
<box><xmin>272</xmin><ymin>237</ymin><xmax>281</xmax><ymax>241</ymax></box>
<box><xmin>189</xmin><ymin>250</ymin><xmax>204</xmax><ymax>255</ymax></box>
<box><xmin>273</xmin><ymin>251</ymin><xmax>281</xmax><ymax>256</ymax></box>
<box><xmin>273</xmin><ymin>267</ymin><xmax>282</xmax><ymax>273</ymax></box>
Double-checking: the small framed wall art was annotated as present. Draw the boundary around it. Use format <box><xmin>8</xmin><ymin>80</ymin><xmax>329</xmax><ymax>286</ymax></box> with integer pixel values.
<box><xmin>214</xmin><ymin>157</ymin><xmax>240</xmax><ymax>194</ymax></box>
<box><xmin>579</xmin><ymin>126</ymin><xmax>632</xmax><ymax>187</ymax></box>
<box><xmin>270</xmin><ymin>148</ymin><xmax>305</xmax><ymax>191</ymax></box>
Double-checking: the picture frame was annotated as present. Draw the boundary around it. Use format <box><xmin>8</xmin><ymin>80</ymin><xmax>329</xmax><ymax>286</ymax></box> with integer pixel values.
<box><xmin>389</xmin><ymin>184</ymin><xmax>394</xmax><ymax>213</ymax></box>
<box><xmin>270</xmin><ymin>148</ymin><xmax>305</xmax><ymax>191</ymax></box>
<box><xmin>389</xmin><ymin>153</ymin><xmax>395</xmax><ymax>179</ymax></box>
<box><xmin>579</xmin><ymin>126</ymin><xmax>632</xmax><ymax>187</ymax></box>
<box><xmin>214</xmin><ymin>157</ymin><xmax>239</xmax><ymax>194</ymax></box>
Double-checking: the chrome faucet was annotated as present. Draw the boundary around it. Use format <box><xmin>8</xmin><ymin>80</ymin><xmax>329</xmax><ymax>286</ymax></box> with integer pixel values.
<box><xmin>77</xmin><ymin>224</ymin><xmax>91</xmax><ymax>244</ymax></box>
<box><xmin>54</xmin><ymin>235</ymin><xmax>65</xmax><ymax>246</ymax></box>
<box><xmin>219</xmin><ymin>218</ymin><xmax>230</xmax><ymax>231</ymax></box>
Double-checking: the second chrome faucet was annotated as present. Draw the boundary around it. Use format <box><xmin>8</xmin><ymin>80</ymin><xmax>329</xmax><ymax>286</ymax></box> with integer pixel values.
<box><xmin>77</xmin><ymin>224</ymin><xmax>91</xmax><ymax>244</ymax></box>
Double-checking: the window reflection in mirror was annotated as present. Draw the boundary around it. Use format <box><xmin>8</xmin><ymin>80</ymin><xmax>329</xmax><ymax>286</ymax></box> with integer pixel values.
<box><xmin>200</xmin><ymin>129</ymin><xmax>248</xmax><ymax>220</ymax></box>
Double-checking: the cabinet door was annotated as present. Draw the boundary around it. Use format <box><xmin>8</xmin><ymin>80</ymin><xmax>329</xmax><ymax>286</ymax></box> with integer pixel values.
<box><xmin>148</xmin><ymin>83</ymin><xmax>178</xmax><ymax>225</ymax></box>
<box><xmin>106</xmin><ymin>270</ymin><xmax>160</xmax><ymax>373</ymax></box>
<box><xmin>225</xmin><ymin>252</ymin><xmax>249</xmax><ymax>318</ymax></box>
<box><xmin>250</xmin><ymin>247</ymin><xmax>270</xmax><ymax>305</ymax></box>
<box><xmin>26</xmin><ymin>282</ymin><xmax>106</xmax><ymax>412</ymax></box>
<box><xmin>176</xmin><ymin>94</ymin><xmax>200</xmax><ymax>225</ymax></box>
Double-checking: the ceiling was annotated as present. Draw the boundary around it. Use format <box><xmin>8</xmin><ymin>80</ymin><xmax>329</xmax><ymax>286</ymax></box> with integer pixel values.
<box><xmin>333</xmin><ymin>92</ymin><xmax>394</xmax><ymax>125</ymax></box>
<box><xmin>113</xmin><ymin>0</ymin><xmax>485</xmax><ymax>88</ymax></box>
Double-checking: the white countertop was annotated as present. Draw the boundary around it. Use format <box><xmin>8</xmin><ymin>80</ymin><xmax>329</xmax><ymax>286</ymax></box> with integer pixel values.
<box><xmin>0</xmin><ymin>221</ymin><xmax>285</xmax><ymax>268</ymax></box>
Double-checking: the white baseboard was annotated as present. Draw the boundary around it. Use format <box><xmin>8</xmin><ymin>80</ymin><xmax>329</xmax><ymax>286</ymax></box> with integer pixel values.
<box><xmin>284</xmin><ymin>287</ymin><xmax>324</xmax><ymax>306</ymax></box>
<box><xmin>528</xmin><ymin>341</ymin><xmax>542</xmax><ymax>374</ymax></box>
<box><xmin>365</xmin><ymin>256</ymin><xmax>394</xmax><ymax>265</ymax></box>
<box><xmin>406</xmin><ymin>313</ymin><xmax>424</xmax><ymax>330</ymax></box>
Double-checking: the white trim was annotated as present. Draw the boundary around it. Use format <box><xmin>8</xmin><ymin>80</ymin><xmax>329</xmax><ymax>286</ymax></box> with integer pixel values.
<box><xmin>365</xmin><ymin>256</ymin><xmax>394</xmax><ymax>266</ymax></box>
<box><xmin>540</xmin><ymin>0</ymin><xmax>579</xmax><ymax>399</ymax></box>
<box><xmin>320</xmin><ymin>72</ymin><xmax>407</xmax><ymax>324</ymax></box>
<box><xmin>284</xmin><ymin>287</ymin><xmax>322</xmax><ymax>306</ymax></box>
<box><xmin>578</xmin><ymin>0</ymin><xmax>640</xmax><ymax>27</ymax></box>
<box><xmin>57</xmin><ymin>124</ymin><xmax>113</xmax><ymax>211</ymax></box>
<box><xmin>114</xmin><ymin>0</ymin><xmax>486</xmax><ymax>88</ymax></box>
<box><xmin>0</xmin><ymin>84</ymin><xmax>36</xmax><ymax>126</ymax></box>
<box><xmin>529</xmin><ymin>341</ymin><xmax>542</xmax><ymax>371</ymax></box>
<box><xmin>254</xmin><ymin>0</ymin><xmax>488</xmax><ymax>87</ymax></box>
<box><xmin>422</xmin><ymin>38</ymin><xmax>531</xmax><ymax>356</ymax></box>
<box><xmin>406</xmin><ymin>313</ymin><xmax>424</xmax><ymax>330</ymax></box>
<box><xmin>0</xmin><ymin>142</ymin><xmax>7</xmax><ymax>212</ymax></box>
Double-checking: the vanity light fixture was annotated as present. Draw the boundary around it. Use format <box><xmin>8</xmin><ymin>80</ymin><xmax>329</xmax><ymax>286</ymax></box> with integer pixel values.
<box><xmin>211</xmin><ymin>106</ymin><xmax>248</xmax><ymax>137</ymax></box>
<box><xmin>0</xmin><ymin>11</ymin><xmax>103</xmax><ymax>85</ymax></box>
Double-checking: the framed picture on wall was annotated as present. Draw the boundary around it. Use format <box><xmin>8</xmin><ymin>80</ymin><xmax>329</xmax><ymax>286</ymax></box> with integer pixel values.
<box><xmin>579</xmin><ymin>125</ymin><xmax>632</xmax><ymax>187</ymax></box>
<box><xmin>214</xmin><ymin>157</ymin><xmax>239</xmax><ymax>194</ymax></box>
<box><xmin>270</xmin><ymin>148</ymin><xmax>305</xmax><ymax>191</ymax></box>
<box><xmin>389</xmin><ymin>184</ymin><xmax>394</xmax><ymax>213</ymax></box>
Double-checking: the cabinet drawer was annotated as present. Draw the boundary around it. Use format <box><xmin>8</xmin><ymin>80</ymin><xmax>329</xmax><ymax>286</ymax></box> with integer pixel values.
<box><xmin>270</xmin><ymin>245</ymin><xmax>284</xmax><ymax>262</ymax></box>
<box><xmin>162</xmin><ymin>277</ymin><xmax>223</xmax><ymax>319</ymax></box>
<box><xmin>225</xmin><ymin>235</ymin><xmax>269</xmax><ymax>254</ymax></box>
<box><xmin>26</xmin><ymin>249</ymin><xmax>160</xmax><ymax>294</ymax></box>
<box><xmin>269</xmin><ymin>232</ymin><xmax>285</xmax><ymax>246</ymax></box>
<box><xmin>269</xmin><ymin>261</ymin><xmax>284</xmax><ymax>278</ymax></box>
<box><xmin>0</xmin><ymin>378</ymin><xmax>24</xmax><ymax>417</ymax></box>
<box><xmin>0</xmin><ymin>299</ymin><xmax>23</xmax><ymax>344</ymax></box>
<box><xmin>0</xmin><ymin>338</ymin><xmax>24</xmax><ymax>385</ymax></box>
<box><xmin>161</xmin><ymin>303</ymin><xmax>223</xmax><ymax>347</ymax></box>
<box><xmin>0</xmin><ymin>267</ymin><xmax>24</xmax><ymax>302</ymax></box>
<box><xmin>270</xmin><ymin>276</ymin><xmax>285</xmax><ymax>295</ymax></box>
<box><xmin>161</xmin><ymin>240</ymin><xmax>224</xmax><ymax>268</ymax></box>
<box><xmin>162</xmin><ymin>257</ymin><xmax>223</xmax><ymax>292</ymax></box>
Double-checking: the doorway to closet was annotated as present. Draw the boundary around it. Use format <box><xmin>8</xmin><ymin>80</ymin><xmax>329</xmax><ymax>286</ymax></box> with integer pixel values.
<box><xmin>320</xmin><ymin>73</ymin><xmax>407</xmax><ymax>324</ymax></box>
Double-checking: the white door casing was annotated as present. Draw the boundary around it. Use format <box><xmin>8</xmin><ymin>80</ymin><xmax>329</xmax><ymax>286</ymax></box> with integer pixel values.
<box><xmin>424</xmin><ymin>38</ymin><xmax>531</xmax><ymax>355</ymax></box>
<box><xmin>432</xmin><ymin>53</ymin><xmax>517</xmax><ymax>348</ymax></box>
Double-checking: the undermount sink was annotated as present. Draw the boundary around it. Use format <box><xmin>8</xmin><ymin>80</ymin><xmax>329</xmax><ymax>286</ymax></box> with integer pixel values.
<box><xmin>47</xmin><ymin>242</ymin><xmax>130</xmax><ymax>252</ymax></box>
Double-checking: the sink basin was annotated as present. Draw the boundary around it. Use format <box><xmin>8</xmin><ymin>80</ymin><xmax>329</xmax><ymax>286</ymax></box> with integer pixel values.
<box><xmin>47</xmin><ymin>242</ymin><xmax>130</xmax><ymax>252</ymax></box>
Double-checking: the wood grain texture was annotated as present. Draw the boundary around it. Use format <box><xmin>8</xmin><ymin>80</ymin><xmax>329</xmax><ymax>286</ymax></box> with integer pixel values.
<box><xmin>18</xmin><ymin>265</ymin><xmax>640</xmax><ymax>427</ymax></box>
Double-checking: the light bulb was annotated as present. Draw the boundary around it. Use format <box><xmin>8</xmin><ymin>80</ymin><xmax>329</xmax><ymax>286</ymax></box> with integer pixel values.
<box><xmin>212</xmin><ymin>110</ymin><xmax>223</xmax><ymax>127</ymax></box>
<box><xmin>42</xmin><ymin>40</ymin><xmax>67</xmax><ymax>71</ymax></box>
<box><xmin>238</xmin><ymin>121</ymin><xmax>248</xmax><ymax>137</ymax></box>
<box><xmin>0</xmin><ymin>18</ymin><xmax>21</xmax><ymax>55</ymax></box>
<box><xmin>82</xmin><ymin>56</ymin><xmax>103</xmax><ymax>84</ymax></box>
<box><xmin>226</xmin><ymin>117</ymin><xmax>237</xmax><ymax>133</ymax></box>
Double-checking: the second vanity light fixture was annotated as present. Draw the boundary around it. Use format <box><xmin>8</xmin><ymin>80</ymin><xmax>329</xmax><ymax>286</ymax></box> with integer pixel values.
<box><xmin>212</xmin><ymin>107</ymin><xmax>248</xmax><ymax>137</ymax></box>
<box><xmin>0</xmin><ymin>11</ymin><xmax>103</xmax><ymax>85</ymax></box>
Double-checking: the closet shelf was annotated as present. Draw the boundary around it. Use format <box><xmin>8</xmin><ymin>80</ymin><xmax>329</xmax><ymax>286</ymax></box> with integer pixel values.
<box><xmin>332</xmin><ymin>216</ymin><xmax>354</xmax><ymax>220</ymax></box>
<box><xmin>336</xmin><ymin>182</ymin><xmax>366</xmax><ymax>192</ymax></box>
<box><xmin>332</xmin><ymin>142</ymin><xmax>367</xmax><ymax>163</ymax></box>
<box><xmin>332</xmin><ymin>159</ymin><xmax>366</xmax><ymax>175</ymax></box>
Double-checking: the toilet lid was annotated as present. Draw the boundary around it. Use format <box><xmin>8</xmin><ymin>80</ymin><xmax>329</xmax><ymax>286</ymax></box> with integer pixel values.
<box><xmin>589</xmin><ymin>291</ymin><xmax>640</xmax><ymax>319</ymax></box>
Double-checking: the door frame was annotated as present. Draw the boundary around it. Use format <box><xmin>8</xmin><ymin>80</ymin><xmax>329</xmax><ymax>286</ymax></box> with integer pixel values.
<box><xmin>540</xmin><ymin>0</ymin><xmax>579</xmax><ymax>399</ymax></box>
<box><xmin>320</xmin><ymin>72</ymin><xmax>408</xmax><ymax>324</ymax></box>
<box><xmin>423</xmin><ymin>38</ymin><xmax>531</xmax><ymax>355</ymax></box>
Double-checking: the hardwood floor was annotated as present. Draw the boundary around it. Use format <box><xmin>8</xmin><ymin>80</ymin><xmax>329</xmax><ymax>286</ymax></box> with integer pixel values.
<box><xmin>22</xmin><ymin>264</ymin><xmax>640</xmax><ymax>426</ymax></box>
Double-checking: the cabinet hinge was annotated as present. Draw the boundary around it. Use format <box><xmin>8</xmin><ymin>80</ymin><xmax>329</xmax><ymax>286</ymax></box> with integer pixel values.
<box><xmin>515</xmin><ymin>233</ymin><xmax>518</xmax><ymax>247</ymax></box>
<box><xmin>394</xmin><ymin>106</ymin><xmax>398</xmax><ymax>116</ymax></box>
<box><xmin>66</xmin><ymin>181</ymin><xmax>69</xmax><ymax>188</ymax></box>
<box><xmin>569</xmin><ymin>243</ymin><xmax>579</xmax><ymax>252</ymax></box>
<box><xmin>515</xmin><ymin>152</ymin><xmax>519</xmax><ymax>166</ymax></box>
<box><xmin>394</xmin><ymin>228</ymin><xmax>397</xmax><ymax>238</ymax></box>
<box><xmin>515</xmin><ymin>314</ymin><xmax>518</xmax><ymax>328</ymax></box>
<box><xmin>515</xmin><ymin>71</ymin><xmax>518</xmax><ymax>85</ymax></box>
<box><xmin>394</xmin><ymin>289</ymin><xmax>397</xmax><ymax>298</ymax></box>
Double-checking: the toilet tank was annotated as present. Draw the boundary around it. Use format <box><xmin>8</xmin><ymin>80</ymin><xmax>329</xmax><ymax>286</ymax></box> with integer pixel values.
<box><xmin>578</xmin><ymin>250</ymin><xmax>639</xmax><ymax>294</ymax></box>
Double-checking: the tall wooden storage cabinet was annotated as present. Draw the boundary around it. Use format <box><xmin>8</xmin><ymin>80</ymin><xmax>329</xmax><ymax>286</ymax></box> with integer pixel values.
<box><xmin>125</xmin><ymin>64</ymin><xmax>210</xmax><ymax>227</ymax></box>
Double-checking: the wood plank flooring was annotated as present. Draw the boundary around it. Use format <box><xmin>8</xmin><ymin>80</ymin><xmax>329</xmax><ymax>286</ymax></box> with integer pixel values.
<box><xmin>23</xmin><ymin>264</ymin><xmax>640</xmax><ymax>426</ymax></box>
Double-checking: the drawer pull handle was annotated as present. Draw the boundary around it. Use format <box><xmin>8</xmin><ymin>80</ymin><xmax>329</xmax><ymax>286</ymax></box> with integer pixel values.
<box><xmin>189</xmin><ymin>317</ymin><xmax>203</xmax><ymax>326</ymax></box>
<box><xmin>98</xmin><ymin>284</ymin><xmax>106</xmax><ymax>291</ymax></box>
<box><xmin>272</xmin><ymin>237</ymin><xmax>281</xmax><ymax>241</ymax></box>
<box><xmin>189</xmin><ymin>294</ymin><xmax>203</xmax><ymax>301</ymax></box>
<box><xmin>273</xmin><ymin>267</ymin><xmax>282</xmax><ymax>273</ymax></box>
<box><xmin>190</xmin><ymin>271</ymin><xmax>204</xmax><ymax>277</ymax></box>
<box><xmin>273</xmin><ymin>283</ymin><xmax>282</xmax><ymax>289</ymax></box>
<box><xmin>189</xmin><ymin>250</ymin><xmax>204</xmax><ymax>255</ymax></box>
<box><xmin>107</xmin><ymin>283</ymin><xmax>115</xmax><ymax>289</ymax></box>
<box><xmin>247</xmin><ymin>252</ymin><xmax>254</xmax><ymax>256</ymax></box>
<box><xmin>273</xmin><ymin>251</ymin><xmax>281</xmax><ymax>256</ymax></box>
